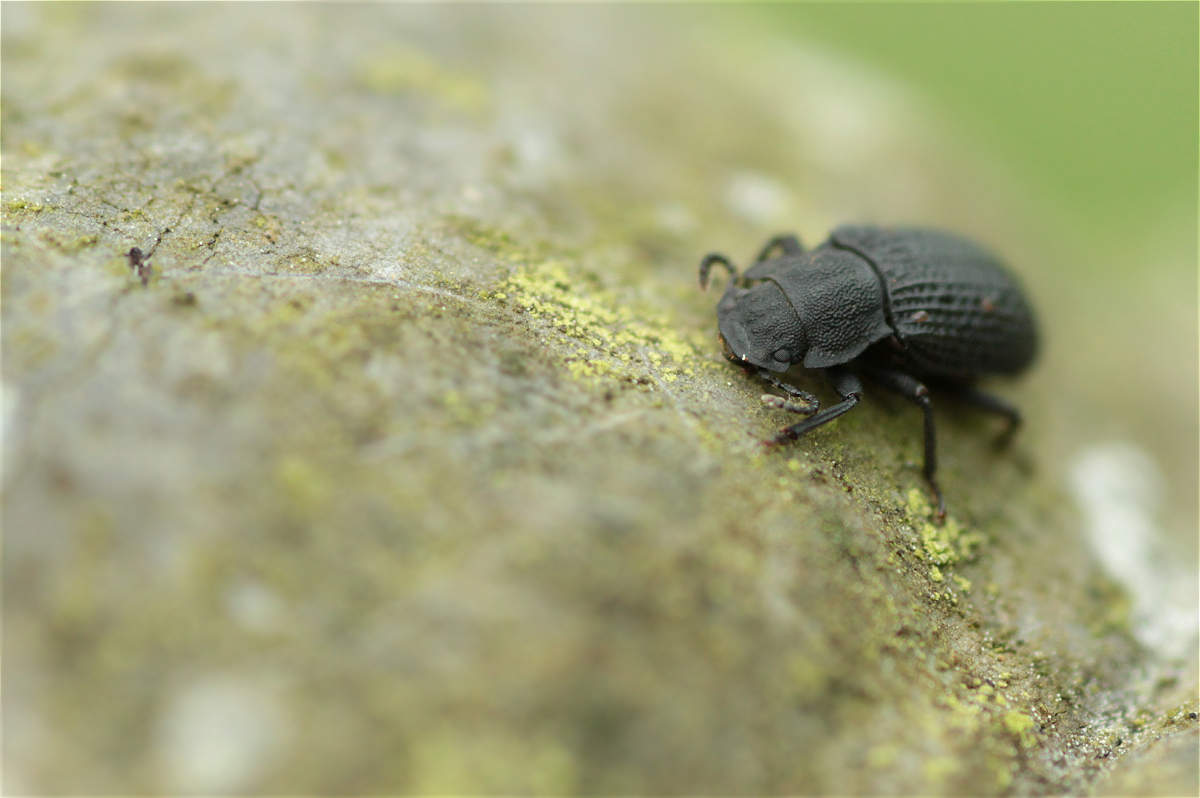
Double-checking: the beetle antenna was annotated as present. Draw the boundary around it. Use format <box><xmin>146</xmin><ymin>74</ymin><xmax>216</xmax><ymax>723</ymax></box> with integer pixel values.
<box><xmin>699</xmin><ymin>253</ymin><xmax>738</xmax><ymax>290</ymax></box>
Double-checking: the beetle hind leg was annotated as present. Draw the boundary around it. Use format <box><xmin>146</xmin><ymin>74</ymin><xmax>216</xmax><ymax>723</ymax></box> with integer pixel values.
<box><xmin>940</xmin><ymin>383</ymin><xmax>1022</xmax><ymax>449</ymax></box>
<box><xmin>863</xmin><ymin>367</ymin><xmax>946</xmax><ymax>520</ymax></box>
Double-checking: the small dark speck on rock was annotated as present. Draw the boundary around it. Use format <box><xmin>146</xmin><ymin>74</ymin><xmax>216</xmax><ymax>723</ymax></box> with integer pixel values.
<box><xmin>127</xmin><ymin>247</ymin><xmax>152</xmax><ymax>286</ymax></box>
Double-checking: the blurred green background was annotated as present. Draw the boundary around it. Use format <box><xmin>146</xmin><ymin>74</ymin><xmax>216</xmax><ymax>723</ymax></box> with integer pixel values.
<box><xmin>764</xmin><ymin>2</ymin><xmax>1197</xmax><ymax>260</ymax></box>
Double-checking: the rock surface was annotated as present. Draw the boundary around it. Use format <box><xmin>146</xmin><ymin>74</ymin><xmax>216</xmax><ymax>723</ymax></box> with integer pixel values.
<box><xmin>3</xmin><ymin>4</ymin><xmax>1196</xmax><ymax>794</ymax></box>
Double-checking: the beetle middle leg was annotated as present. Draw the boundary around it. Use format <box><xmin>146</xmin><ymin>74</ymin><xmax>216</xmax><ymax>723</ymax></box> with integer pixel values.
<box><xmin>754</xmin><ymin>234</ymin><xmax>804</xmax><ymax>262</ymax></box>
<box><xmin>699</xmin><ymin>253</ymin><xmax>739</xmax><ymax>290</ymax></box>
<box><xmin>863</xmin><ymin>367</ymin><xmax>945</xmax><ymax>519</ymax></box>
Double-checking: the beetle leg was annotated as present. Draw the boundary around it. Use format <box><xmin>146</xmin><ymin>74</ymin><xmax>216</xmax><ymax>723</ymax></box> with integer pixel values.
<box><xmin>863</xmin><ymin>367</ymin><xmax>945</xmax><ymax>520</ymax></box>
<box><xmin>769</xmin><ymin>366</ymin><xmax>862</xmax><ymax>444</ymax></box>
<box><xmin>721</xmin><ymin>351</ymin><xmax>821</xmax><ymax>413</ymax></box>
<box><xmin>762</xmin><ymin>394</ymin><xmax>819</xmax><ymax>414</ymax></box>
<box><xmin>754</xmin><ymin>234</ymin><xmax>805</xmax><ymax>262</ymax></box>
<box><xmin>938</xmin><ymin>383</ymin><xmax>1022</xmax><ymax>449</ymax></box>
<box><xmin>699</xmin><ymin>253</ymin><xmax>738</xmax><ymax>290</ymax></box>
<box><xmin>751</xmin><ymin>367</ymin><xmax>820</xmax><ymax>414</ymax></box>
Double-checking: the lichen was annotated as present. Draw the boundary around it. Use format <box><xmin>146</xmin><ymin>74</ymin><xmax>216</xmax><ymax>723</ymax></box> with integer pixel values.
<box><xmin>4</xmin><ymin>198</ymin><xmax>48</xmax><ymax>214</ymax></box>
<box><xmin>1003</xmin><ymin>711</ymin><xmax>1037</xmax><ymax>748</ymax></box>
<box><xmin>40</xmin><ymin>229</ymin><xmax>98</xmax><ymax>253</ymax></box>
<box><xmin>906</xmin><ymin>488</ymin><xmax>985</xmax><ymax>570</ymax></box>
<box><xmin>4</xmin><ymin>5</ymin><xmax>1190</xmax><ymax>795</ymax></box>
<box><xmin>355</xmin><ymin>46</ymin><xmax>487</xmax><ymax>115</ymax></box>
<box><xmin>484</xmin><ymin>254</ymin><xmax>707</xmax><ymax>392</ymax></box>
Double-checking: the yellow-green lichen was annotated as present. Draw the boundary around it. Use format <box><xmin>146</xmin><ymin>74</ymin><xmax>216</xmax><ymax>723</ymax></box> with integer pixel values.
<box><xmin>924</xmin><ymin>680</ymin><xmax>1043</xmax><ymax>790</ymax></box>
<box><xmin>251</xmin><ymin>213</ymin><xmax>283</xmax><ymax>243</ymax></box>
<box><xmin>490</xmin><ymin>258</ymin><xmax>705</xmax><ymax>391</ymax></box>
<box><xmin>4</xmin><ymin>198</ymin><xmax>47</xmax><ymax>214</ymax></box>
<box><xmin>9</xmin><ymin>327</ymin><xmax>60</xmax><ymax>371</ymax></box>
<box><xmin>280</xmin><ymin>250</ymin><xmax>327</xmax><ymax>275</ymax></box>
<box><xmin>867</xmin><ymin>744</ymin><xmax>898</xmax><ymax>769</ymax></box>
<box><xmin>40</xmin><ymin>230</ymin><xmax>99</xmax><ymax>254</ymax></box>
<box><xmin>921</xmin><ymin>755</ymin><xmax>960</xmax><ymax>785</ymax></box>
<box><xmin>992</xmin><ymin>762</ymin><xmax>1014</xmax><ymax>790</ymax></box>
<box><xmin>408</xmin><ymin>727</ymin><xmax>577</xmax><ymax>794</ymax></box>
<box><xmin>906</xmin><ymin>489</ymin><xmax>985</xmax><ymax>567</ymax></box>
<box><xmin>440</xmin><ymin>388</ymin><xmax>497</xmax><ymax>427</ymax></box>
<box><xmin>1003</xmin><ymin>711</ymin><xmax>1037</xmax><ymax>748</ymax></box>
<box><xmin>944</xmin><ymin>694</ymin><xmax>984</xmax><ymax>733</ymax></box>
<box><xmin>355</xmin><ymin>46</ymin><xmax>487</xmax><ymax>114</ymax></box>
<box><xmin>276</xmin><ymin>454</ymin><xmax>333</xmax><ymax>516</ymax></box>
<box><xmin>19</xmin><ymin>141</ymin><xmax>47</xmax><ymax>158</ymax></box>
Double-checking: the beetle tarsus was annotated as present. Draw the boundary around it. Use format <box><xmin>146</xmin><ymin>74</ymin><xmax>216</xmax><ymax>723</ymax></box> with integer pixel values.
<box><xmin>762</xmin><ymin>394</ymin><xmax>818</xmax><ymax>415</ymax></box>
<box><xmin>750</xmin><ymin>367</ymin><xmax>819</xmax><ymax>413</ymax></box>
<box><xmin>931</xmin><ymin>478</ymin><xmax>947</xmax><ymax>522</ymax></box>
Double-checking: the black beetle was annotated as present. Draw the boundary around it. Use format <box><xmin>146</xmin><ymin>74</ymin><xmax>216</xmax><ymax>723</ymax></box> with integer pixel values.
<box><xmin>700</xmin><ymin>225</ymin><xmax>1037</xmax><ymax>517</ymax></box>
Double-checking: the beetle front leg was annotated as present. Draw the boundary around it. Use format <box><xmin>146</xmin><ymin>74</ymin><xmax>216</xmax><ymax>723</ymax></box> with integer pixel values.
<box><xmin>863</xmin><ymin>367</ymin><xmax>945</xmax><ymax>520</ymax></box>
<box><xmin>752</xmin><ymin>366</ymin><xmax>820</xmax><ymax>415</ymax></box>
<box><xmin>722</xmin><ymin>351</ymin><xmax>820</xmax><ymax>414</ymax></box>
<box><xmin>769</xmin><ymin>366</ymin><xmax>862</xmax><ymax>444</ymax></box>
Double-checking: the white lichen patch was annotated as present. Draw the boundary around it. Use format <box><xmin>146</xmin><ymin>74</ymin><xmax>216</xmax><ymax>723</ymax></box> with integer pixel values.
<box><xmin>722</xmin><ymin>171</ymin><xmax>794</xmax><ymax>226</ymax></box>
<box><xmin>157</xmin><ymin>675</ymin><xmax>289</xmax><ymax>793</ymax></box>
<box><xmin>1068</xmin><ymin>442</ymin><xmax>1199</xmax><ymax>660</ymax></box>
<box><xmin>223</xmin><ymin>580</ymin><xmax>288</xmax><ymax>634</ymax></box>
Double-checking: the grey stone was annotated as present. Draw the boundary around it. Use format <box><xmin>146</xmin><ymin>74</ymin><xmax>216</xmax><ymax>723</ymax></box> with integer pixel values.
<box><xmin>3</xmin><ymin>4</ymin><xmax>1196</xmax><ymax>794</ymax></box>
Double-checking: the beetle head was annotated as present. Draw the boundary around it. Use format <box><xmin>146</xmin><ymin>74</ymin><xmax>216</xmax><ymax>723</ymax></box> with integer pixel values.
<box><xmin>716</xmin><ymin>279</ymin><xmax>807</xmax><ymax>373</ymax></box>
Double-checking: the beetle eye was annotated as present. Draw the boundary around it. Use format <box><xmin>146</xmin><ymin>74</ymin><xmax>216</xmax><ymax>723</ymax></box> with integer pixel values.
<box><xmin>772</xmin><ymin>347</ymin><xmax>792</xmax><ymax>363</ymax></box>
